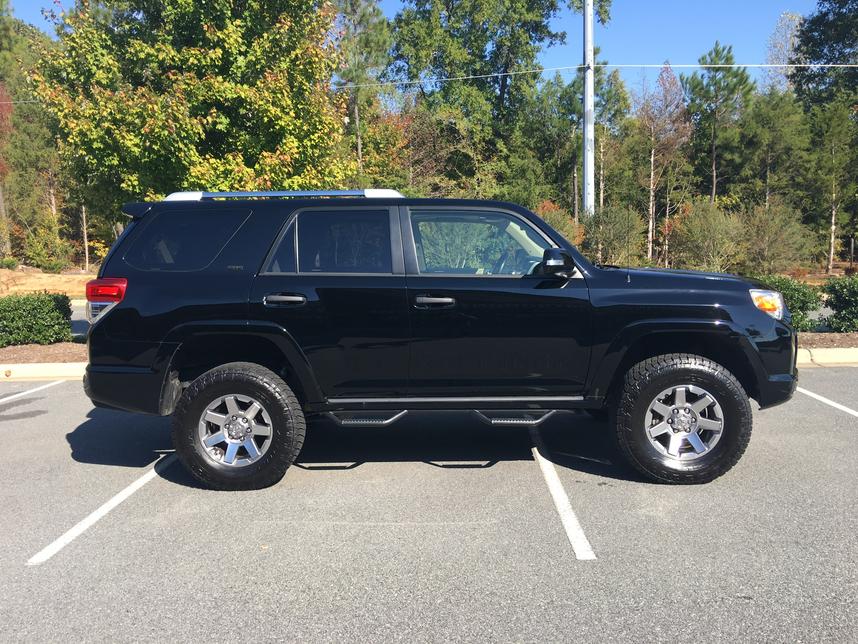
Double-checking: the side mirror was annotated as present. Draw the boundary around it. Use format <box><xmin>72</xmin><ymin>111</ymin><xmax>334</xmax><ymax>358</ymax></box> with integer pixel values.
<box><xmin>541</xmin><ymin>248</ymin><xmax>575</xmax><ymax>277</ymax></box>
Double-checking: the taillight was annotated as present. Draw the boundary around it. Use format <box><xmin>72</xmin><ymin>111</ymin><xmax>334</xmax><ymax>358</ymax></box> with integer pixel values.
<box><xmin>86</xmin><ymin>278</ymin><xmax>127</xmax><ymax>302</ymax></box>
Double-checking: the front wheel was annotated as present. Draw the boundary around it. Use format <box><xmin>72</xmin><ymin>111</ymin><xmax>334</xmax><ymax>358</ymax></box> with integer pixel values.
<box><xmin>614</xmin><ymin>353</ymin><xmax>752</xmax><ymax>484</ymax></box>
<box><xmin>172</xmin><ymin>362</ymin><xmax>306</xmax><ymax>490</ymax></box>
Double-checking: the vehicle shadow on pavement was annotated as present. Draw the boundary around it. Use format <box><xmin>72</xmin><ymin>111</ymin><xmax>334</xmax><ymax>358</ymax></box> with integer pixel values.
<box><xmin>66</xmin><ymin>408</ymin><xmax>642</xmax><ymax>488</ymax></box>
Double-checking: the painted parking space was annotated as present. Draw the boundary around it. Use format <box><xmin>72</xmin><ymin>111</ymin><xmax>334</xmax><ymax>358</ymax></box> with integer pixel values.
<box><xmin>0</xmin><ymin>370</ymin><xmax>856</xmax><ymax>640</ymax></box>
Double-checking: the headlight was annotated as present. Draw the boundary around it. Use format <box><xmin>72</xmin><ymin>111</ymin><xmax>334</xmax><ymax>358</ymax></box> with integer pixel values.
<box><xmin>749</xmin><ymin>289</ymin><xmax>785</xmax><ymax>320</ymax></box>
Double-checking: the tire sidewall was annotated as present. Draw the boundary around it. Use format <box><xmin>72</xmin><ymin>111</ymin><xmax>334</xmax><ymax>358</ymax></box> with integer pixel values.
<box><xmin>173</xmin><ymin>369</ymin><xmax>300</xmax><ymax>487</ymax></box>
<box><xmin>619</xmin><ymin>361</ymin><xmax>751</xmax><ymax>479</ymax></box>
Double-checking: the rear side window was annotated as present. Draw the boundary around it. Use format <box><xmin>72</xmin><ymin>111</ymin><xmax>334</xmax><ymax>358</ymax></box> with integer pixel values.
<box><xmin>296</xmin><ymin>210</ymin><xmax>391</xmax><ymax>274</ymax></box>
<box><xmin>123</xmin><ymin>208</ymin><xmax>250</xmax><ymax>272</ymax></box>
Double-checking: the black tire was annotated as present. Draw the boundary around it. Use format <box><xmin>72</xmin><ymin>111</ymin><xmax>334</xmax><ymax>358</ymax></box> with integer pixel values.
<box><xmin>614</xmin><ymin>353</ymin><xmax>752</xmax><ymax>484</ymax></box>
<box><xmin>172</xmin><ymin>362</ymin><xmax>306</xmax><ymax>490</ymax></box>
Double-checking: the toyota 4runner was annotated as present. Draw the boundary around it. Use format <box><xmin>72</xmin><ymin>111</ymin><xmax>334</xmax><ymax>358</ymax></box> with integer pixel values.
<box><xmin>84</xmin><ymin>189</ymin><xmax>797</xmax><ymax>490</ymax></box>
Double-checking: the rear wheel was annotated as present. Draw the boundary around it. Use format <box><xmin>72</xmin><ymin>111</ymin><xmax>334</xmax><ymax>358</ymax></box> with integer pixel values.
<box><xmin>614</xmin><ymin>353</ymin><xmax>752</xmax><ymax>484</ymax></box>
<box><xmin>172</xmin><ymin>362</ymin><xmax>306</xmax><ymax>490</ymax></box>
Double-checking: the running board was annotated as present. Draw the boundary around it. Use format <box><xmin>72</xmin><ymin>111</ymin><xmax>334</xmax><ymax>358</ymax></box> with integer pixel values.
<box><xmin>472</xmin><ymin>409</ymin><xmax>557</xmax><ymax>426</ymax></box>
<box><xmin>326</xmin><ymin>410</ymin><xmax>408</xmax><ymax>427</ymax></box>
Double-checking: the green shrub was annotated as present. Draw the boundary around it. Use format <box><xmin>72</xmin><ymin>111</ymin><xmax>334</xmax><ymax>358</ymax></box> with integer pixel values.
<box><xmin>24</xmin><ymin>228</ymin><xmax>74</xmax><ymax>273</ymax></box>
<box><xmin>751</xmin><ymin>274</ymin><xmax>822</xmax><ymax>331</ymax></box>
<box><xmin>823</xmin><ymin>276</ymin><xmax>858</xmax><ymax>332</ymax></box>
<box><xmin>582</xmin><ymin>206</ymin><xmax>646</xmax><ymax>266</ymax></box>
<box><xmin>0</xmin><ymin>257</ymin><xmax>18</xmax><ymax>270</ymax></box>
<box><xmin>671</xmin><ymin>199</ymin><xmax>745</xmax><ymax>273</ymax></box>
<box><xmin>0</xmin><ymin>293</ymin><xmax>72</xmax><ymax>347</ymax></box>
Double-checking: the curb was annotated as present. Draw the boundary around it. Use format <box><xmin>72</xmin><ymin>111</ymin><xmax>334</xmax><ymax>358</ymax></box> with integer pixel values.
<box><xmin>0</xmin><ymin>362</ymin><xmax>87</xmax><ymax>381</ymax></box>
<box><xmin>797</xmin><ymin>347</ymin><xmax>858</xmax><ymax>367</ymax></box>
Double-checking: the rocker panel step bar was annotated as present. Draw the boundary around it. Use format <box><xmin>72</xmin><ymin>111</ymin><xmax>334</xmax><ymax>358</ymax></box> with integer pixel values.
<box><xmin>326</xmin><ymin>410</ymin><xmax>408</xmax><ymax>427</ymax></box>
<box><xmin>472</xmin><ymin>409</ymin><xmax>558</xmax><ymax>426</ymax></box>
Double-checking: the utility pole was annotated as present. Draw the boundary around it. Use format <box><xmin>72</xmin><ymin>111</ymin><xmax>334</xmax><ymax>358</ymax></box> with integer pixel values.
<box><xmin>582</xmin><ymin>0</ymin><xmax>595</xmax><ymax>218</ymax></box>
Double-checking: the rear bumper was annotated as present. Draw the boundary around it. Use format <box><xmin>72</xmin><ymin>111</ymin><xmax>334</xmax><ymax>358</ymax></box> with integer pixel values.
<box><xmin>84</xmin><ymin>365</ymin><xmax>168</xmax><ymax>415</ymax></box>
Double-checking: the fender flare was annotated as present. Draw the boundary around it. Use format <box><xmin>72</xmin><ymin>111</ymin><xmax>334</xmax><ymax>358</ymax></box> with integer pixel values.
<box><xmin>157</xmin><ymin>320</ymin><xmax>324</xmax><ymax>405</ymax></box>
<box><xmin>586</xmin><ymin>318</ymin><xmax>767</xmax><ymax>401</ymax></box>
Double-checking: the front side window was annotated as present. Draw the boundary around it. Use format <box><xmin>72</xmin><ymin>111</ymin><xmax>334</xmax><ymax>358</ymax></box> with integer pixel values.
<box><xmin>411</xmin><ymin>210</ymin><xmax>551</xmax><ymax>276</ymax></box>
<box><xmin>297</xmin><ymin>210</ymin><xmax>392</xmax><ymax>274</ymax></box>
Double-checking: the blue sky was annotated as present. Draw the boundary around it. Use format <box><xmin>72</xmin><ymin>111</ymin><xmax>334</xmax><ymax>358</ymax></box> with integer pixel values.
<box><xmin>13</xmin><ymin>0</ymin><xmax>819</xmax><ymax>88</ymax></box>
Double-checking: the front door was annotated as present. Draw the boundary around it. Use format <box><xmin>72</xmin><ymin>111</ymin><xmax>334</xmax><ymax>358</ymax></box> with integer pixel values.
<box><xmin>250</xmin><ymin>206</ymin><xmax>409</xmax><ymax>399</ymax></box>
<box><xmin>403</xmin><ymin>207</ymin><xmax>591</xmax><ymax>398</ymax></box>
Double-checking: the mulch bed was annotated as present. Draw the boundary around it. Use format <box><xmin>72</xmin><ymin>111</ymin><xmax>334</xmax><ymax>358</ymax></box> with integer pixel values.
<box><xmin>798</xmin><ymin>332</ymin><xmax>858</xmax><ymax>349</ymax></box>
<box><xmin>0</xmin><ymin>342</ymin><xmax>87</xmax><ymax>364</ymax></box>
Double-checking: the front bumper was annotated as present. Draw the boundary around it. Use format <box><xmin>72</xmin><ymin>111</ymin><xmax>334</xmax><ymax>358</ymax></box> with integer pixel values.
<box><xmin>756</xmin><ymin>372</ymin><xmax>798</xmax><ymax>409</ymax></box>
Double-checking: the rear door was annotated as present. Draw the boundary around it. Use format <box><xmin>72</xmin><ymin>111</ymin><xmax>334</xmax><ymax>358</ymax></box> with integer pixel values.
<box><xmin>250</xmin><ymin>206</ymin><xmax>409</xmax><ymax>399</ymax></box>
<box><xmin>403</xmin><ymin>206</ymin><xmax>591</xmax><ymax>398</ymax></box>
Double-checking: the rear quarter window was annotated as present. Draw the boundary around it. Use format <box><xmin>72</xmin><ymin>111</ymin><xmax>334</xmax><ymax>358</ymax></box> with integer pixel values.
<box><xmin>123</xmin><ymin>208</ymin><xmax>250</xmax><ymax>272</ymax></box>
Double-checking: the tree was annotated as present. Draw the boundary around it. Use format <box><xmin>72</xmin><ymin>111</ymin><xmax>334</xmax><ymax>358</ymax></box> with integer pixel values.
<box><xmin>739</xmin><ymin>199</ymin><xmax>812</xmax><ymax>273</ymax></box>
<box><xmin>734</xmin><ymin>89</ymin><xmax>810</xmax><ymax>210</ymax></box>
<box><xmin>790</xmin><ymin>0</ymin><xmax>858</xmax><ymax>106</ymax></box>
<box><xmin>637</xmin><ymin>64</ymin><xmax>690</xmax><ymax>259</ymax></box>
<box><xmin>595</xmin><ymin>69</ymin><xmax>630</xmax><ymax>212</ymax></box>
<box><xmin>335</xmin><ymin>0</ymin><xmax>391</xmax><ymax>182</ymax></box>
<box><xmin>34</xmin><ymin>0</ymin><xmax>349</xmax><ymax>222</ymax></box>
<box><xmin>671</xmin><ymin>199</ymin><xmax>745</xmax><ymax>272</ymax></box>
<box><xmin>809</xmin><ymin>97</ymin><xmax>856</xmax><ymax>273</ymax></box>
<box><xmin>682</xmin><ymin>42</ymin><xmax>754</xmax><ymax>202</ymax></box>
<box><xmin>764</xmin><ymin>12</ymin><xmax>801</xmax><ymax>92</ymax></box>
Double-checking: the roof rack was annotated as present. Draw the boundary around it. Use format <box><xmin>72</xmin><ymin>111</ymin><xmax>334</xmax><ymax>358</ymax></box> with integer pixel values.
<box><xmin>163</xmin><ymin>189</ymin><xmax>404</xmax><ymax>201</ymax></box>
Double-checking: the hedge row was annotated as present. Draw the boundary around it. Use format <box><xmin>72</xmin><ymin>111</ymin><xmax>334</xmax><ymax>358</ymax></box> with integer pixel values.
<box><xmin>754</xmin><ymin>274</ymin><xmax>858</xmax><ymax>332</ymax></box>
<box><xmin>0</xmin><ymin>292</ymin><xmax>72</xmax><ymax>347</ymax></box>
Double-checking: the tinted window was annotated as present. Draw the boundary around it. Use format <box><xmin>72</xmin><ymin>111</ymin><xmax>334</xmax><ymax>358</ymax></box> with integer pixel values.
<box><xmin>411</xmin><ymin>211</ymin><xmax>551</xmax><ymax>275</ymax></box>
<box><xmin>265</xmin><ymin>222</ymin><xmax>296</xmax><ymax>273</ymax></box>
<box><xmin>124</xmin><ymin>208</ymin><xmax>249</xmax><ymax>272</ymax></box>
<box><xmin>297</xmin><ymin>210</ymin><xmax>391</xmax><ymax>273</ymax></box>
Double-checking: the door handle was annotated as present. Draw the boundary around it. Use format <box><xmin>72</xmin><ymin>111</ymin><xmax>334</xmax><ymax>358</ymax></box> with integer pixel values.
<box><xmin>264</xmin><ymin>293</ymin><xmax>307</xmax><ymax>306</ymax></box>
<box><xmin>414</xmin><ymin>295</ymin><xmax>456</xmax><ymax>308</ymax></box>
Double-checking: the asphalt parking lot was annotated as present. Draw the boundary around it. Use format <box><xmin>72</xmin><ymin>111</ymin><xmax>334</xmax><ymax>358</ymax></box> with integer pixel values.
<box><xmin>1</xmin><ymin>368</ymin><xmax>856</xmax><ymax>642</ymax></box>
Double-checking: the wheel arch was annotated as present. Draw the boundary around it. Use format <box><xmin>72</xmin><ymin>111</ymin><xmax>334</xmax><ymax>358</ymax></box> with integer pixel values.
<box><xmin>159</xmin><ymin>322</ymin><xmax>323</xmax><ymax>414</ymax></box>
<box><xmin>589</xmin><ymin>320</ymin><xmax>764</xmax><ymax>408</ymax></box>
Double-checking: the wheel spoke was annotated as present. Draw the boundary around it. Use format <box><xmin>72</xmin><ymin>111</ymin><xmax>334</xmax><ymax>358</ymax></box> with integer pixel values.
<box><xmin>651</xmin><ymin>401</ymin><xmax>672</xmax><ymax>417</ymax></box>
<box><xmin>674</xmin><ymin>387</ymin><xmax>687</xmax><ymax>407</ymax></box>
<box><xmin>697</xmin><ymin>417</ymin><xmax>722</xmax><ymax>432</ymax></box>
<box><xmin>203</xmin><ymin>431</ymin><xmax>226</xmax><ymax>447</ymax></box>
<box><xmin>668</xmin><ymin>434</ymin><xmax>683</xmax><ymax>456</ymax></box>
<box><xmin>252</xmin><ymin>422</ymin><xmax>272</xmax><ymax>437</ymax></box>
<box><xmin>224</xmin><ymin>396</ymin><xmax>240</xmax><ymax>415</ymax></box>
<box><xmin>243</xmin><ymin>438</ymin><xmax>261</xmax><ymax>460</ymax></box>
<box><xmin>687</xmin><ymin>431</ymin><xmax>707</xmax><ymax>454</ymax></box>
<box><xmin>691</xmin><ymin>395</ymin><xmax>714</xmax><ymax>414</ymax></box>
<box><xmin>245</xmin><ymin>401</ymin><xmax>262</xmax><ymax>421</ymax></box>
<box><xmin>648</xmin><ymin>421</ymin><xmax>671</xmax><ymax>438</ymax></box>
<box><xmin>223</xmin><ymin>442</ymin><xmax>239</xmax><ymax>464</ymax></box>
<box><xmin>204</xmin><ymin>410</ymin><xmax>227</xmax><ymax>426</ymax></box>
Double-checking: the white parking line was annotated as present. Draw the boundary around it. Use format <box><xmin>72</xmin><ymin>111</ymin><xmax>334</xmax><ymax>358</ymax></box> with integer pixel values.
<box><xmin>27</xmin><ymin>454</ymin><xmax>177</xmax><ymax>566</ymax></box>
<box><xmin>797</xmin><ymin>387</ymin><xmax>858</xmax><ymax>419</ymax></box>
<box><xmin>0</xmin><ymin>380</ymin><xmax>63</xmax><ymax>405</ymax></box>
<box><xmin>529</xmin><ymin>428</ymin><xmax>596</xmax><ymax>561</ymax></box>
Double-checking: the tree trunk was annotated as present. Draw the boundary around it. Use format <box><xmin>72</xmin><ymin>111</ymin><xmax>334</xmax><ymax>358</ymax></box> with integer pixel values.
<box><xmin>81</xmin><ymin>205</ymin><xmax>89</xmax><ymax>273</ymax></box>
<box><xmin>0</xmin><ymin>183</ymin><xmax>11</xmax><ymax>256</ymax></box>
<box><xmin>598</xmin><ymin>135</ymin><xmax>605</xmax><ymax>212</ymax></box>
<box><xmin>828</xmin><ymin>178</ymin><xmax>837</xmax><ymax>275</ymax></box>
<box><xmin>572</xmin><ymin>164</ymin><xmax>579</xmax><ymax>225</ymax></box>
<box><xmin>764</xmin><ymin>150</ymin><xmax>771</xmax><ymax>210</ymax></box>
<box><xmin>353</xmin><ymin>96</ymin><xmax>363</xmax><ymax>179</ymax></box>
<box><xmin>710</xmin><ymin>118</ymin><xmax>717</xmax><ymax>203</ymax></box>
<box><xmin>48</xmin><ymin>182</ymin><xmax>57</xmax><ymax>221</ymax></box>
<box><xmin>663</xmin><ymin>175</ymin><xmax>671</xmax><ymax>268</ymax></box>
<box><xmin>647</xmin><ymin>136</ymin><xmax>655</xmax><ymax>260</ymax></box>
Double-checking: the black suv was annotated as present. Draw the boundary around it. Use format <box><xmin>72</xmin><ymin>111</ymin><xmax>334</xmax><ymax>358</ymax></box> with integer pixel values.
<box><xmin>84</xmin><ymin>190</ymin><xmax>797</xmax><ymax>490</ymax></box>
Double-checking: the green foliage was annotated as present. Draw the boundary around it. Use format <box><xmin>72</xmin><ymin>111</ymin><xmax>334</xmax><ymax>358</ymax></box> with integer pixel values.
<box><xmin>35</xmin><ymin>0</ymin><xmax>350</xmax><ymax>216</ymax></box>
<box><xmin>739</xmin><ymin>200</ymin><xmax>813</xmax><ymax>274</ymax></box>
<box><xmin>0</xmin><ymin>292</ymin><xmax>71</xmax><ymax>346</ymax></box>
<box><xmin>24</xmin><ymin>227</ymin><xmax>74</xmax><ymax>272</ymax></box>
<box><xmin>581</xmin><ymin>206</ymin><xmax>646</xmax><ymax>266</ymax></box>
<box><xmin>790</xmin><ymin>0</ymin><xmax>858</xmax><ymax>106</ymax></box>
<box><xmin>823</xmin><ymin>276</ymin><xmax>858</xmax><ymax>332</ymax></box>
<box><xmin>0</xmin><ymin>255</ymin><xmax>16</xmax><ymax>269</ymax></box>
<box><xmin>533</xmin><ymin>201</ymin><xmax>579</xmax><ymax>244</ymax></box>
<box><xmin>671</xmin><ymin>199</ymin><xmax>744</xmax><ymax>272</ymax></box>
<box><xmin>751</xmin><ymin>274</ymin><xmax>822</xmax><ymax>331</ymax></box>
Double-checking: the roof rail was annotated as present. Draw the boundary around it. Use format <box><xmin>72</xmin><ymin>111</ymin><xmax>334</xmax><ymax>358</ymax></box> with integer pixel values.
<box><xmin>163</xmin><ymin>189</ymin><xmax>404</xmax><ymax>201</ymax></box>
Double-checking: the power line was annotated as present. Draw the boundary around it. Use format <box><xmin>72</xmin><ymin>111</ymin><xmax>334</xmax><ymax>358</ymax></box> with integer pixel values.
<box><xmin>0</xmin><ymin>63</ymin><xmax>855</xmax><ymax>103</ymax></box>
